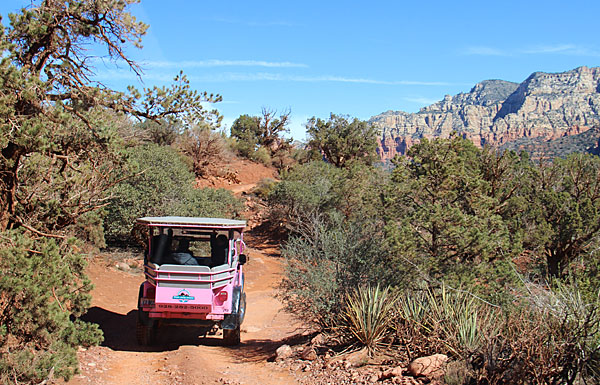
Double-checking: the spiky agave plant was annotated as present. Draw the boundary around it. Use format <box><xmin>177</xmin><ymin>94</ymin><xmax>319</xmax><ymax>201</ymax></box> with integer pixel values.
<box><xmin>343</xmin><ymin>284</ymin><xmax>398</xmax><ymax>354</ymax></box>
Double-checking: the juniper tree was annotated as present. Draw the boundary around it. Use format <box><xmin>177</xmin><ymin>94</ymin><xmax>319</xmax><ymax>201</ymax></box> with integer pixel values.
<box><xmin>532</xmin><ymin>153</ymin><xmax>600</xmax><ymax>277</ymax></box>
<box><xmin>230</xmin><ymin>108</ymin><xmax>291</xmax><ymax>157</ymax></box>
<box><xmin>0</xmin><ymin>1</ymin><xmax>220</xmax><ymax>382</ymax></box>
<box><xmin>386</xmin><ymin>137</ymin><xmax>515</xmax><ymax>294</ymax></box>
<box><xmin>306</xmin><ymin>113</ymin><xmax>378</xmax><ymax>168</ymax></box>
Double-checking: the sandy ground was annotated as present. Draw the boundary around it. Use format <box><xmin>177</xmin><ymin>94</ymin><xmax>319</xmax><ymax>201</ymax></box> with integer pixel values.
<box><xmin>68</xmin><ymin>240</ymin><xmax>303</xmax><ymax>385</ymax></box>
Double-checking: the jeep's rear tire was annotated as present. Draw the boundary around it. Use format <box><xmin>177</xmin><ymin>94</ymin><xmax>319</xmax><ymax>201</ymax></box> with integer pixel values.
<box><xmin>136</xmin><ymin>312</ymin><xmax>156</xmax><ymax>346</ymax></box>
<box><xmin>136</xmin><ymin>284</ymin><xmax>157</xmax><ymax>346</ymax></box>
<box><xmin>223</xmin><ymin>326</ymin><xmax>240</xmax><ymax>346</ymax></box>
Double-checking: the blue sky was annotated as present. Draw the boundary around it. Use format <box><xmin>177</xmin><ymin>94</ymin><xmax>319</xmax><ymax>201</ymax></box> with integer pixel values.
<box><xmin>2</xmin><ymin>0</ymin><xmax>600</xmax><ymax>140</ymax></box>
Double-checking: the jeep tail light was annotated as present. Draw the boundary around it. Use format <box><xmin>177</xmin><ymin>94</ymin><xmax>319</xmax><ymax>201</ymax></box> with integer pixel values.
<box><xmin>218</xmin><ymin>291</ymin><xmax>228</xmax><ymax>301</ymax></box>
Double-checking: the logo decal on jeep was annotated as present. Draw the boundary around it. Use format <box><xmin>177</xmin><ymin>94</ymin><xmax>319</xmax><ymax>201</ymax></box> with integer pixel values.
<box><xmin>173</xmin><ymin>289</ymin><xmax>195</xmax><ymax>303</ymax></box>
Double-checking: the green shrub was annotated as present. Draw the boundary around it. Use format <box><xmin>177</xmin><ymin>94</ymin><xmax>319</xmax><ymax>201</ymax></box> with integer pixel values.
<box><xmin>395</xmin><ymin>282</ymin><xmax>600</xmax><ymax>384</ymax></box>
<box><xmin>268</xmin><ymin>161</ymin><xmax>343</xmax><ymax>229</ymax></box>
<box><xmin>279</xmin><ymin>214</ymin><xmax>390</xmax><ymax>328</ymax></box>
<box><xmin>171</xmin><ymin>187</ymin><xmax>242</xmax><ymax>219</ymax></box>
<box><xmin>253</xmin><ymin>178</ymin><xmax>279</xmax><ymax>199</ymax></box>
<box><xmin>104</xmin><ymin>143</ymin><xmax>242</xmax><ymax>244</ymax></box>
<box><xmin>479</xmin><ymin>300</ymin><xmax>600</xmax><ymax>384</ymax></box>
<box><xmin>0</xmin><ymin>230</ymin><xmax>103</xmax><ymax>383</ymax></box>
<box><xmin>250</xmin><ymin>146</ymin><xmax>272</xmax><ymax>165</ymax></box>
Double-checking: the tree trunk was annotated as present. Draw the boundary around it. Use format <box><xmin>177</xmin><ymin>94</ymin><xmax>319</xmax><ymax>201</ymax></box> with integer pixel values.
<box><xmin>0</xmin><ymin>142</ymin><xmax>23</xmax><ymax>231</ymax></box>
<box><xmin>547</xmin><ymin>253</ymin><xmax>560</xmax><ymax>277</ymax></box>
<box><xmin>546</xmin><ymin>249</ymin><xmax>567</xmax><ymax>278</ymax></box>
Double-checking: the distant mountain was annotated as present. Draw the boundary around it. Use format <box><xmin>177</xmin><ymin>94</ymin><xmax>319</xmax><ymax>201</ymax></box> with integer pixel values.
<box><xmin>370</xmin><ymin>66</ymin><xmax>600</xmax><ymax>160</ymax></box>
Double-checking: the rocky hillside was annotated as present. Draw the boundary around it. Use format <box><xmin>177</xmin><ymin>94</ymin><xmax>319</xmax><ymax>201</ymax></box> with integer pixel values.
<box><xmin>371</xmin><ymin>66</ymin><xmax>600</xmax><ymax>160</ymax></box>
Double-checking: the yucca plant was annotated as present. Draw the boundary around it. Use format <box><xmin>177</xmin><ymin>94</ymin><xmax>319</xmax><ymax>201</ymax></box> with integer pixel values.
<box><xmin>396</xmin><ymin>285</ymin><xmax>497</xmax><ymax>357</ymax></box>
<box><xmin>343</xmin><ymin>284</ymin><xmax>398</xmax><ymax>354</ymax></box>
<box><xmin>424</xmin><ymin>285</ymin><xmax>497</xmax><ymax>355</ymax></box>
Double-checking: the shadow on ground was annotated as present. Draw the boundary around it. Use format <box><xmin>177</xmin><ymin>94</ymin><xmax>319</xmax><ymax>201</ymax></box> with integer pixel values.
<box><xmin>245</xmin><ymin>221</ymin><xmax>286</xmax><ymax>257</ymax></box>
<box><xmin>226</xmin><ymin>332</ymin><xmax>314</xmax><ymax>363</ymax></box>
<box><xmin>82</xmin><ymin>307</ymin><xmax>222</xmax><ymax>352</ymax></box>
<box><xmin>81</xmin><ymin>306</ymin><xmax>309</xmax><ymax>356</ymax></box>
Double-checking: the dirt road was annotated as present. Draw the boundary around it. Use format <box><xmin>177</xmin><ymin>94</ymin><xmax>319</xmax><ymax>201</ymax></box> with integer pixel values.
<box><xmin>70</xmin><ymin>240</ymin><xmax>304</xmax><ymax>385</ymax></box>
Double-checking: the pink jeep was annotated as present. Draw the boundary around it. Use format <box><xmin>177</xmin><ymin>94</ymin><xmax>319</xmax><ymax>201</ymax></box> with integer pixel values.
<box><xmin>136</xmin><ymin>216</ymin><xmax>247</xmax><ymax>346</ymax></box>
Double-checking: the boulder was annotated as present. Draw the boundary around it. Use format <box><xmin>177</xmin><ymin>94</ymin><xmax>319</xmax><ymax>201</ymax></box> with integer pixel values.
<box><xmin>310</xmin><ymin>333</ymin><xmax>326</xmax><ymax>346</ymax></box>
<box><xmin>301</xmin><ymin>346</ymin><xmax>318</xmax><ymax>361</ymax></box>
<box><xmin>275</xmin><ymin>344</ymin><xmax>293</xmax><ymax>361</ymax></box>
<box><xmin>380</xmin><ymin>366</ymin><xmax>404</xmax><ymax>380</ymax></box>
<box><xmin>345</xmin><ymin>348</ymin><xmax>369</xmax><ymax>368</ymax></box>
<box><xmin>407</xmin><ymin>353</ymin><xmax>448</xmax><ymax>379</ymax></box>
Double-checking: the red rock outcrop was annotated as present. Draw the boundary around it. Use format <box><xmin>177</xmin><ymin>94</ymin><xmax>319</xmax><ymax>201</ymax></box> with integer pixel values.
<box><xmin>371</xmin><ymin>67</ymin><xmax>600</xmax><ymax>161</ymax></box>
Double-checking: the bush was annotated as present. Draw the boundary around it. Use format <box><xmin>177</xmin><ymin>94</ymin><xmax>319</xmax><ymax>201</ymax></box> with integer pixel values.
<box><xmin>279</xmin><ymin>214</ymin><xmax>390</xmax><ymax>328</ymax></box>
<box><xmin>177</xmin><ymin>127</ymin><xmax>230</xmax><ymax>178</ymax></box>
<box><xmin>395</xmin><ymin>285</ymin><xmax>498</xmax><ymax>360</ymax></box>
<box><xmin>0</xmin><ymin>230</ymin><xmax>102</xmax><ymax>383</ymax></box>
<box><xmin>479</xmin><ymin>302</ymin><xmax>600</xmax><ymax>384</ymax></box>
<box><xmin>394</xmin><ymin>282</ymin><xmax>600</xmax><ymax>384</ymax></box>
<box><xmin>268</xmin><ymin>161</ymin><xmax>343</xmax><ymax>231</ymax></box>
<box><xmin>104</xmin><ymin>143</ymin><xmax>242</xmax><ymax>244</ymax></box>
<box><xmin>250</xmin><ymin>146</ymin><xmax>272</xmax><ymax>165</ymax></box>
<box><xmin>253</xmin><ymin>178</ymin><xmax>279</xmax><ymax>200</ymax></box>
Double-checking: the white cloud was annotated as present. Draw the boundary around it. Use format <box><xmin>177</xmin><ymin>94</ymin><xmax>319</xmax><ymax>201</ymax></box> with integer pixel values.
<box><xmin>463</xmin><ymin>46</ymin><xmax>509</xmax><ymax>56</ymax></box>
<box><xmin>521</xmin><ymin>44</ymin><xmax>600</xmax><ymax>56</ymax></box>
<box><xmin>93</xmin><ymin>69</ymin><xmax>457</xmax><ymax>88</ymax></box>
<box><xmin>186</xmin><ymin>72</ymin><xmax>454</xmax><ymax>86</ymax></box>
<box><xmin>463</xmin><ymin>43</ymin><xmax>600</xmax><ymax>57</ymax></box>
<box><xmin>142</xmin><ymin>59</ymin><xmax>308</xmax><ymax>69</ymax></box>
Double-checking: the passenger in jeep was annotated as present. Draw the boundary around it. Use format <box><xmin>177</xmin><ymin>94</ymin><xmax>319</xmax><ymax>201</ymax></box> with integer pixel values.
<box><xmin>171</xmin><ymin>238</ymin><xmax>198</xmax><ymax>265</ymax></box>
<box><xmin>211</xmin><ymin>232</ymin><xmax>228</xmax><ymax>266</ymax></box>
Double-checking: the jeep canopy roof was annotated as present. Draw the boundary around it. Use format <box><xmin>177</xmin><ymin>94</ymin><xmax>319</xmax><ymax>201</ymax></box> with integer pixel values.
<box><xmin>137</xmin><ymin>216</ymin><xmax>246</xmax><ymax>230</ymax></box>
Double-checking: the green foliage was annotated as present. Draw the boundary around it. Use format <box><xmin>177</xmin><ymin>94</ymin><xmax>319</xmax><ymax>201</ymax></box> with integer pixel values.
<box><xmin>396</xmin><ymin>286</ymin><xmax>497</xmax><ymax>359</ymax></box>
<box><xmin>171</xmin><ymin>185</ymin><xmax>243</xmax><ymax>220</ymax></box>
<box><xmin>252</xmin><ymin>178</ymin><xmax>279</xmax><ymax>199</ymax></box>
<box><xmin>478</xmin><ymin>283</ymin><xmax>600</xmax><ymax>384</ymax></box>
<box><xmin>269</xmin><ymin>161</ymin><xmax>387</xmax><ymax>229</ymax></box>
<box><xmin>343</xmin><ymin>285</ymin><xmax>398</xmax><ymax>354</ymax></box>
<box><xmin>230</xmin><ymin>109</ymin><xmax>292</xmax><ymax>163</ymax></box>
<box><xmin>394</xmin><ymin>281</ymin><xmax>600</xmax><ymax>384</ymax></box>
<box><xmin>531</xmin><ymin>153</ymin><xmax>600</xmax><ymax>277</ymax></box>
<box><xmin>231</xmin><ymin>114</ymin><xmax>260</xmax><ymax>157</ymax></box>
<box><xmin>386</xmin><ymin>137</ymin><xmax>518</xmax><ymax>297</ymax></box>
<box><xmin>280</xmin><ymin>214</ymin><xmax>390</xmax><ymax>328</ymax></box>
<box><xmin>0</xmin><ymin>0</ymin><xmax>220</xmax><ymax>234</ymax></box>
<box><xmin>135</xmin><ymin>119</ymin><xmax>181</xmax><ymax>146</ymax></box>
<box><xmin>251</xmin><ymin>146</ymin><xmax>272</xmax><ymax>165</ymax></box>
<box><xmin>274</xmin><ymin>160</ymin><xmax>393</xmax><ymax>327</ymax></box>
<box><xmin>104</xmin><ymin>144</ymin><xmax>242</xmax><ymax>243</ymax></box>
<box><xmin>274</xmin><ymin>136</ymin><xmax>600</xmax><ymax>383</ymax></box>
<box><xmin>269</xmin><ymin>161</ymin><xmax>343</xmax><ymax>227</ymax></box>
<box><xmin>0</xmin><ymin>230</ymin><xmax>103</xmax><ymax>383</ymax></box>
<box><xmin>306</xmin><ymin>114</ymin><xmax>378</xmax><ymax>168</ymax></box>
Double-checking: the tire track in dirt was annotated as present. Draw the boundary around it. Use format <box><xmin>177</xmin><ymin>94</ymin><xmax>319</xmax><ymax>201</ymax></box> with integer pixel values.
<box><xmin>68</xmin><ymin>241</ymin><xmax>303</xmax><ymax>385</ymax></box>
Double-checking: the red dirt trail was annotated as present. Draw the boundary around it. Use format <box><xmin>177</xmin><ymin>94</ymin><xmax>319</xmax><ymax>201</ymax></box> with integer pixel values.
<box><xmin>68</xmin><ymin>240</ymin><xmax>302</xmax><ymax>385</ymax></box>
<box><xmin>67</xmin><ymin>160</ymin><xmax>304</xmax><ymax>385</ymax></box>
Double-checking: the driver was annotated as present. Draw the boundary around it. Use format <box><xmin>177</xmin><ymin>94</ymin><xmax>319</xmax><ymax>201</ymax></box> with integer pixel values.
<box><xmin>171</xmin><ymin>238</ymin><xmax>197</xmax><ymax>265</ymax></box>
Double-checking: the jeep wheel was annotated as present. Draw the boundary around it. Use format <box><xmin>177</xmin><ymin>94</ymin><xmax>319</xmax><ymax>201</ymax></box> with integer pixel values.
<box><xmin>136</xmin><ymin>312</ymin><xmax>156</xmax><ymax>346</ymax></box>
<box><xmin>223</xmin><ymin>326</ymin><xmax>240</xmax><ymax>346</ymax></box>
